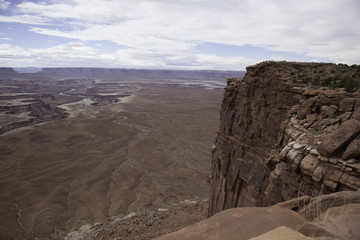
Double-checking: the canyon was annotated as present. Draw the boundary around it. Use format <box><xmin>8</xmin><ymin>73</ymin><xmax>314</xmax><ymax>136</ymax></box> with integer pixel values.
<box><xmin>0</xmin><ymin>68</ymin><xmax>244</xmax><ymax>239</ymax></box>
<box><xmin>1</xmin><ymin>62</ymin><xmax>360</xmax><ymax>239</ymax></box>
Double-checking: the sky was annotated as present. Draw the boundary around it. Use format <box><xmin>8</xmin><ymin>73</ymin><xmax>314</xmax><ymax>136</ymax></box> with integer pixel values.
<box><xmin>0</xmin><ymin>0</ymin><xmax>359</xmax><ymax>70</ymax></box>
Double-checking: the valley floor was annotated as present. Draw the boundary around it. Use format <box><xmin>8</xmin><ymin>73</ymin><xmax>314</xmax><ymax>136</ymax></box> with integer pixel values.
<box><xmin>0</xmin><ymin>83</ymin><xmax>222</xmax><ymax>239</ymax></box>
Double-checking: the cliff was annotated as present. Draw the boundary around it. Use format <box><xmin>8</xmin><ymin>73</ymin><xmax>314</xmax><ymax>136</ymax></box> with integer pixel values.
<box><xmin>209</xmin><ymin>61</ymin><xmax>360</xmax><ymax>216</ymax></box>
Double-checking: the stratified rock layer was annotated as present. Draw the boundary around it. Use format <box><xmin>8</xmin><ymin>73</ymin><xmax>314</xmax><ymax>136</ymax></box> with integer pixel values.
<box><xmin>209</xmin><ymin>61</ymin><xmax>360</xmax><ymax>216</ymax></box>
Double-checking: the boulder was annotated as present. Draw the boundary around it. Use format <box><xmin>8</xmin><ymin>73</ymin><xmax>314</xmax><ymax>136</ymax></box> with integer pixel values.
<box><xmin>319</xmin><ymin>91</ymin><xmax>342</xmax><ymax>106</ymax></box>
<box><xmin>298</xmin><ymin>204</ymin><xmax>360</xmax><ymax>240</ymax></box>
<box><xmin>298</xmin><ymin>191</ymin><xmax>360</xmax><ymax>221</ymax></box>
<box><xmin>154</xmin><ymin>207</ymin><xmax>306</xmax><ymax>240</ymax></box>
<box><xmin>297</xmin><ymin>108</ymin><xmax>311</xmax><ymax>120</ymax></box>
<box><xmin>321</xmin><ymin>105</ymin><xmax>337</xmax><ymax>117</ymax></box>
<box><xmin>352</xmin><ymin>107</ymin><xmax>360</xmax><ymax>121</ymax></box>
<box><xmin>339</xmin><ymin>98</ymin><xmax>355</xmax><ymax>112</ymax></box>
<box><xmin>289</xmin><ymin>104</ymin><xmax>300</xmax><ymax>115</ymax></box>
<box><xmin>249</xmin><ymin>226</ymin><xmax>315</xmax><ymax>240</ymax></box>
<box><xmin>317</xmin><ymin>119</ymin><xmax>360</xmax><ymax>157</ymax></box>
<box><xmin>305</xmin><ymin>113</ymin><xmax>317</xmax><ymax>125</ymax></box>
<box><xmin>297</xmin><ymin>97</ymin><xmax>318</xmax><ymax>120</ymax></box>
<box><xmin>338</xmin><ymin>112</ymin><xmax>352</xmax><ymax>122</ymax></box>
<box><xmin>342</xmin><ymin>139</ymin><xmax>360</xmax><ymax>160</ymax></box>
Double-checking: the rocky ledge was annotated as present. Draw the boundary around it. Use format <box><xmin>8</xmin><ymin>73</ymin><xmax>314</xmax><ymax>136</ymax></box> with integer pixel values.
<box><xmin>158</xmin><ymin>191</ymin><xmax>360</xmax><ymax>240</ymax></box>
<box><xmin>209</xmin><ymin>61</ymin><xmax>360</xmax><ymax>215</ymax></box>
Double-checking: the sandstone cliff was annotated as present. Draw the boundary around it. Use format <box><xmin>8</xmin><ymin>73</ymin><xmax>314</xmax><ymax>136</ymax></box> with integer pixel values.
<box><xmin>209</xmin><ymin>61</ymin><xmax>360</xmax><ymax>216</ymax></box>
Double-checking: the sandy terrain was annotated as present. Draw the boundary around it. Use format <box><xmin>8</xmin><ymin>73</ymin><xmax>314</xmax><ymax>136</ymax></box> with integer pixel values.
<box><xmin>0</xmin><ymin>83</ymin><xmax>223</xmax><ymax>239</ymax></box>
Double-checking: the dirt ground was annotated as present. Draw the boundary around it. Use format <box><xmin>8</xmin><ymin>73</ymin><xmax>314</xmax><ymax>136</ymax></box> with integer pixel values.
<box><xmin>0</xmin><ymin>83</ymin><xmax>223</xmax><ymax>239</ymax></box>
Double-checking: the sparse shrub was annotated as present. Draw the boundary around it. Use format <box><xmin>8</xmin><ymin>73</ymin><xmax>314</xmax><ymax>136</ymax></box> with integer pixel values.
<box><xmin>355</xmin><ymin>68</ymin><xmax>360</xmax><ymax>77</ymax></box>
<box><xmin>322</xmin><ymin>76</ymin><xmax>333</xmax><ymax>86</ymax></box>
<box><xmin>312</xmin><ymin>76</ymin><xmax>320</xmax><ymax>86</ymax></box>
<box><xmin>325</xmin><ymin>76</ymin><xmax>359</xmax><ymax>92</ymax></box>
<box><xmin>342</xmin><ymin>76</ymin><xmax>357</xmax><ymax>93</ymax></box>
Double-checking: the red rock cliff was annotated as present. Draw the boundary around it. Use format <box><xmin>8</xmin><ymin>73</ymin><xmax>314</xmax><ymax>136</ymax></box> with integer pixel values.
<box><xmin>209</xmin><ymin>61</ymin><xmax>360</xmax><ymax>216</ymax></box>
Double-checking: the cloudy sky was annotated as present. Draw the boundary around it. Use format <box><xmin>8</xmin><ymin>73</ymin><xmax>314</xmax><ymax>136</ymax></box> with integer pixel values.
<box><xmin>0</xmin><ymin>0</ymin><xmax>359</xmax><ymax>70</ymax></box>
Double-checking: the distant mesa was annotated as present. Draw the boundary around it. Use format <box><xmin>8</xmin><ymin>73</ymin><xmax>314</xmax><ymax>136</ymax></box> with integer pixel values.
<box><xmin>0</xmin><ymin>67</ymin><xmax>18</xmax><ymax>77</ymax></box>
<box><xmin>1</xmin><ymin>67</ymin><xmax>245</xmax><ymax>82</ymax></box>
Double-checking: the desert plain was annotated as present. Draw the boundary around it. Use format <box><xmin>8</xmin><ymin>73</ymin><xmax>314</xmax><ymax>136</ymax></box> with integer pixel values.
<box><xmin>0</xmin><ymin>69</ymin><xmax>242</xmax><ymax>239</ymax></box>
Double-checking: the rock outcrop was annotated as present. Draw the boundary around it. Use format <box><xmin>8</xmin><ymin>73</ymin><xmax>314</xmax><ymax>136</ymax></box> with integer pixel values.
<box><xmin>0</xmin><ymin>98</ymin><xmax>68</xmax><ymax>134</ymax></box>
<box><xmin>209</xmin><ymin>61</ymin><xmax>360</xmax><ymax>216</ymax></box>
<box><xmin>92</xmin><ymin>93</ymin><xmax>130</xmax><ymax>105</ymax></box>
<box><xmin>157</xmin><ymin>191</ymin><xmax>360</xmax><ymax>240</ymax></box>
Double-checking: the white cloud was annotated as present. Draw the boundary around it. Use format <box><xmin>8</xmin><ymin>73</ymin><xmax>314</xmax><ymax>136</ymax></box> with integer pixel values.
<box><xmin>0</xmin><ymin>0</ymin><xmax>10</xmax><ymax>10</ymax></box>
<box><xmin>0</xmin><ymin>14</ymin><xmax>51</xmax><ymax>25</ymax></box>
<box><xmin>0</xmin><ymin>0</ymin><xmax>359</xmax><ymax>68</ymax></box>
<box><xmin>0</xmin><ymin>41</ymin><xmax>256</xmax><ymax>69</ymax></box>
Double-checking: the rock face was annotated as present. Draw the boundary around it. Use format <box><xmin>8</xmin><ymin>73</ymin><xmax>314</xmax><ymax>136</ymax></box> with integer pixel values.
<box><xmin>209</xmin><ymin>61</ymin><xmax>360</xmax><ymax>216</ymax></box>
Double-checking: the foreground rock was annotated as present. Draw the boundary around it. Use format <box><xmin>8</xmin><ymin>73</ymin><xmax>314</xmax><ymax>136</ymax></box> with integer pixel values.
<box><xmin>297</xmin><ymin>191</ymin><xmax>360</xmax><ymax>220</ymax></box>
<box><xmin>249</xmin><ymin>226</ymin><xmax>315</xmax><ymax>240</ymax></box>
<box><xmin>317</xmin><ymin>119</ymin><xmax>360</xmax><ymax>157</ymax></box>
<box><xmin>209</xmin><ymin>61</ymin><xmax>360</xmax><ymax>216</ymax></box>
<box><xmin>154</xmin><ymin>207</ymin><xmax>306</xmax><ymax>240</ymax></box>
<box><xmin>156</xmin><ymin>191</ymin><xmax>360</xmax><ymax>240</ymax></box>
<box><xmin>299</xmin><ymin>203</ymin><xmax>360</xmax><ymax>240</ymax></box>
